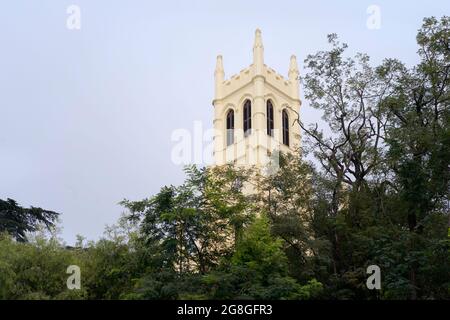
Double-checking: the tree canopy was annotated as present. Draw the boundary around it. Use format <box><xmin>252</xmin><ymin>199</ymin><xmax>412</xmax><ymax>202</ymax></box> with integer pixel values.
<box><xmin>0</xmin><ymin>198</ymin><xmax>59</xmax><ymax>242</ymax></box>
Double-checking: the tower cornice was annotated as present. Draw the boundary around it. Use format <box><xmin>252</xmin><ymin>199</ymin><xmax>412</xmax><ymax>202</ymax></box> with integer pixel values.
<box><xmin>212</xmin><ymin>72</ymin><xmax>300</xmax><ymax>106</ymax></box>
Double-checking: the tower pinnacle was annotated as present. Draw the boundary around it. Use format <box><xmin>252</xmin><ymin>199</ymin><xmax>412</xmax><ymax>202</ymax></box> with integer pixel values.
<box><xmin>215</xmin><ymin>55</ymin><xmax>224</xmax><ymax>74</ymax></box>
<box><xmin>289</xmin><ymin>55</ymin><xmax>299</xmax><ymax>76</ymax></box>
<box><xmin>214</xmin><ymin>55</ymin><xmax>224</xmax><ymax>99</ymax></box>
<box><xmin>253</xmin><ymin>29</ymin><xmax>264</xmax><ymax>73</ymax></box>
<box><xmin>288</xmin><ymin>55</ymin><xmax>300</xmax><ymax>99</ymax></box>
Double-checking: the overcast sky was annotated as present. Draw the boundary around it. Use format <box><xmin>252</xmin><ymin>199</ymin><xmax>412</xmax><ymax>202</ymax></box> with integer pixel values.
<box><xmin>1</xmin><ymin>0</ymin><xmax>448</xmax><ymax>244</ymax></box>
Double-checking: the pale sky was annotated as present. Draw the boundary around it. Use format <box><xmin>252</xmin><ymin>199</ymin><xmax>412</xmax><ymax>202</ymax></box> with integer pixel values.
<box><xmin>1</xmin><ymin>0</ymin><xmax>448</xmax><ymax>244</ymax></box>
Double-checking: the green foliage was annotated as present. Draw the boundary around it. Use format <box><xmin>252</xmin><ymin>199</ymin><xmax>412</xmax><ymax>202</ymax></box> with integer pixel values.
<box><xmin>202</xmin><ymin>216</ymin><xmax>323</xmax><ymax>300</ymax></box>
<box><xmin>0</xmin><ymin>233</ymin><xmax>86</xmax><ymax>299</ymax></box>
<box><xmin>0</xmin><ymin>198</ymin><xmax>59</xmax><ymax>242</ymax></box>
<box><xmin>300</xmin><ymin>15</ymin><xmax>450</xmax><ymax>300</ymax></box>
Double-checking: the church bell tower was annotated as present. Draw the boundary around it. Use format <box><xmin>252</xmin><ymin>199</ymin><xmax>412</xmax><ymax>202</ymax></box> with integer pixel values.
<box><xmin>212</xmin><ymin>29</ymin><xmax>301</xmax><ymax>168</ymax></box>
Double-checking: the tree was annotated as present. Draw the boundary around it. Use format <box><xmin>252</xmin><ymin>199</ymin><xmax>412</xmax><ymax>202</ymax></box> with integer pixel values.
<box><xmin>383</xmin><ymin>16</ymin><xmax>449</xmax><ymax>233</ymax></box>
<box><xmin>256</xmin><ymin>153</ymin><xmax>331</xmax><ymax>283</ymax></box>
<box><xmin>204</xmin><ymin>215</ymin><xmax>323</xmax><ymax>299</ymax></box>
<box><xmin>380</xmin><ymin>16</ymin><xmax>450</xmax><ymax>299</ymax></box>
<box><xmin>0</xmin><ymin>233</ymin><xmax>86</xmax><ymax>300</ymax></box>
<box><xmin>0</xmin><ymin>198</ymin><xmax>59</xmax><ymax>242</ymax></box>
<box><xmin>299</xmin><ymin>34</ymin><xmax>403</xmax><ymax>194</ymax></box>
<box><xmin>297</xmin><ymin>16</ymin><xmax>450</xmax><ymax>299</ymax></box>
<box><xmin>120</xmin><ymin>165</ymin><xmax>254</xmax><ymax>299</ymax></box>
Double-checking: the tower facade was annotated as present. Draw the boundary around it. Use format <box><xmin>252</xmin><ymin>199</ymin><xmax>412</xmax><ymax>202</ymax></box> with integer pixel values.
<box><xmin>213</xmin><ymin>29</ymin><xmax>301</xmax><ymax>168</ymax></box>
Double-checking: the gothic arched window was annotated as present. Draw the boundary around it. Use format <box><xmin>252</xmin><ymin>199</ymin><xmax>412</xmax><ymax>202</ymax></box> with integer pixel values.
<box><xmin>243</xmin><ymin>100</ymin><xmax>252</xmax><ymax>136</ymax></box>
<box><xmin>282</xmin><ymin>109</ymin><xmax>289</xmax><ymax>146</ymax></box>
<box><xmin>226</xmin><ymin>109</ymin><xmax>234</xmax><ymax>146</ymax></box>
<box><xmin>266</xmin><ymin>100</ymin><xmax>274</xmax><ymax>136</ymax></box>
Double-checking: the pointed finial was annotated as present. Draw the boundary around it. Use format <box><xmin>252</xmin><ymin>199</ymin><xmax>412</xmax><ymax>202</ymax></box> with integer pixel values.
<box><xmin>254</xmin><ymin>29</ymin><xmax>263</xmax><ymax>48</ymax></box>
<box><xmin>214</xmin><ymin>55</ymin><xmax>224</xmax><ymax>99</ymax></box>
<box><xmin>215</xmin><ymin>55</ymin><xmax>224</xmax><ymax>74</ymax></box>
<box><xmin>253</xmin><ymin>29</ymin><xmax>264</xmax><ymax>73</ymax></box>
<box><xmin>289</xmin><ymin>55</ymin><xmax>300</xmax><ymax>99</ymax></box>
<box><xmin>289</xmin><ymin>55</ymin><xmax>299</xmax><ymax>74</ymax></box>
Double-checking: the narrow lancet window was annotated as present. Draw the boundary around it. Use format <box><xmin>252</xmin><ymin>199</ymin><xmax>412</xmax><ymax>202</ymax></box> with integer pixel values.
<box><xmin>282</xmin><ymin>109</ymin><xmax>289</xmax><ymax>146</ymax></box>
<box><xmin>243</xmin><ymin>100</ymin><xmax>252</xmax><ymax>136</ymax></box>
<box><xmin>226</xmin><ymin>109</ymin><xmax>234</xmax><ymax>146</ymax></box>
<box><xmin>267</xmin><ymin>100</ymin><xmax>274</xmax><ymax>136</ymax></box>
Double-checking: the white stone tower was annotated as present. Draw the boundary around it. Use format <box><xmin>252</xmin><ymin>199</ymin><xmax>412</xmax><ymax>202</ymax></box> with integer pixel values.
<box><xmin>212</xmin><ymin>29</ymin><xmax>301</xmax><ymax>168</ymax></box>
